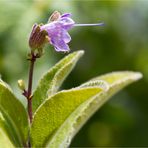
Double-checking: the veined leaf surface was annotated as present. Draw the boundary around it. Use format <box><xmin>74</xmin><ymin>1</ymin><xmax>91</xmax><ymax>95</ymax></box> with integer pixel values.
<box><xmin>31</xmin><ymin>86</ymin><xmax>105</xmax><ymax>147</ymax></box>
<box><xmin>32</xmin><ymin>50</ymin><xmax>84</xmax><ymax>113</ymax></box>
<box><xmin>32</xmin><ymin>71</ymin><xmax>142</xmax><ymax>148</ymax></box>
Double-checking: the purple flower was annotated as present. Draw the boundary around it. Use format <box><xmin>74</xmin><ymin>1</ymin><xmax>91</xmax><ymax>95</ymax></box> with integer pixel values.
<box><xmin>40</xmin><ymin>13</ymin><xmax>75</xmax><ymax>52</ymax></box>
<box><xmin>29</xmin><ymin>11</ymin><xmax>104</xmax><ymax>52</ymax></box>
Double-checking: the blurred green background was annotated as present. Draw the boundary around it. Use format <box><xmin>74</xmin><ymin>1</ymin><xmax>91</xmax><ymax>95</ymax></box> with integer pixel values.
<box><xmin>0</xmin><ymin>0</ymin><xmax>148</xmax><ymax>147</ymax></box>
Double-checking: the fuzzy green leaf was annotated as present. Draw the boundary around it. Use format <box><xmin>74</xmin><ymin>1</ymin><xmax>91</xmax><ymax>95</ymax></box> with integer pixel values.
<box><xmin>30</xmin><ymin>86</ymin><xmax>106</xmax><ymax>147</ymax></box>
<box><xmin>0</xmin><ymin>79</ymin><xmax>29</xmax><ymax>147</ymax></box>
<box><xmin>0</xmin><ymin>125</ymin><xmax>15</xmax><ymax>148</ymax></box>
<box><xmin>31</xmin><ymin>71</ymin><xmax>142</xmax><ymax>148</ymax></box>
<box><xmin>32</xmin><ymin>50</ymin><xmax>84</xmax><ymax>113</ymax></box>
<box><xmin>46</xmin><ymin>71</ymin><xmax>142</xmax><ymax>148</ymax></box>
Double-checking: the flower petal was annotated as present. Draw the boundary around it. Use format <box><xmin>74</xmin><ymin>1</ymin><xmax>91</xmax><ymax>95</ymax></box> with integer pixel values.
<box><xmin>51</xmin><ymin>38</ymin><xmax>70</xmax><ymax>52</ymax></box>
<box><xmin>61</xmin><ymin>13</ymin><xmax>71</xmax><ymax>18</ymax></box>
<box><xmin>62</xmin><ymin>30</ymin><xmax>71</xmax><ymax>43</ymax></box>
<box><xmin>60</xmin><ymin>17</ymin><xmax>75</xmax><ymax>30</ymax></box>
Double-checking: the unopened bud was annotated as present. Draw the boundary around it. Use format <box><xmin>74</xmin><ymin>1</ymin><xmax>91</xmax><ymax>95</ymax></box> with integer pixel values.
<box><xmin>18</xmin><ymin>79</ymin><xmax>26</xmax><ymax>91</ymax></box>
<box><xmin>29</xmin><ymin>24</ymin><xmax>49</xmax><ymax>51</ymax></box>
<box><xmin>48</xmin><ymin>11</ymin><xmax>61</xmax><ymax>22</ymax></box>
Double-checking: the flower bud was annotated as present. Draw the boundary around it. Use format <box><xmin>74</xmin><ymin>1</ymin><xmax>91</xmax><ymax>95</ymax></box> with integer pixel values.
<box><xmin>48</xmin><ymin>11</ymin><xmax>61</xmax><ymax>22</ymax></box>
<box><xmin>18</xmin><ymin>79</ymin><xmax>26</xmax><ymax>91</ymax></box>
<box><xmin>29</xmin><ymin>24</ymin><xmax>49</xmax><ymax>51</ymax></box>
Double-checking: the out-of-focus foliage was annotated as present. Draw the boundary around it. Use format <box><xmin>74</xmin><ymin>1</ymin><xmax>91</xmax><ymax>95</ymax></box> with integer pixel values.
<box><xmin>0</xmin><ymin>0</ymin><xmax>148</xmax><ymax>147</ymax></box>
<box><xmin>0</xmin><ymin>79</ymin><xmax>28</xmax><ymax>147</ymax></box>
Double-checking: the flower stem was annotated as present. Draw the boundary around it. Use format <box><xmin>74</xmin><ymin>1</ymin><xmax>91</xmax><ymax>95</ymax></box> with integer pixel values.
<box><xmin>27</xmin><ymin>52</ymin><xmax>36</xmax><ymax>123</ymax></box>
<box><xmin>22</xmin><ymin>51</ymin><xmax>40</xmax><ymax>147</ymax></box>
<box><xmin>25</xmin><ymin>52</ymin><xmax>38</xmax><ymax>148</ymax></box>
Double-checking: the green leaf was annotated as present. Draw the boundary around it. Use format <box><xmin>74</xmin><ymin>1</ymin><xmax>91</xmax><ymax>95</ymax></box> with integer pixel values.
<box><xmin>32</xmin><ymin>50</ymin><xmax>84</xmax><ymax>113</ymax></box>
<box><xmin>0</xmin><ymin>79</ymin><xmax>29</xmax><ymax>146</ymax></box>
<box><xmin>0</xmin><ymin>126</ymin><xmax>15</xmax><ymax>148</ymax></box>
<box><xmin>47</xmin><ymin>71</ymin><xmax>142</xmax><ymax>148</ymax></box>
<box><xmin>30</xmin><ymin>86</ymin><xmax>106</xmax><ymax>147</ymax></box>
<box><xmin>31</xmin><ymin>71</ymin><xmax>142</xmax><ymax>148</ymax></box>
<box><xmin>80</xmin><ymin>80</ymin><xmax>109</xmax><ymax>90</ymax></box>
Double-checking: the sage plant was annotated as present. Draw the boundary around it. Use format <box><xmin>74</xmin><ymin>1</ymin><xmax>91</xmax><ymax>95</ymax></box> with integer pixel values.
<box><xmin>0</xmin><ymin>11</ymin><xmax>142</xmax><ymax>148</ymax></box>
<box><xmin>25</xmin><ymin>11</ymin><xmax>104</xmax><ymax>124</ymax></box>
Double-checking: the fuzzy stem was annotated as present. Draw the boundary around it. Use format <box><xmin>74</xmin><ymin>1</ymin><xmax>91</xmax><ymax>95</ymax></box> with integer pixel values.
<box><xmin>22</xmin><ymin>51</ymin><xmax>40</xmax><ymax>147</ymax></box>
<box><xmin>27</xmin><ymin>52</ymin><xmax>36</xmax><ymax>123</ymax></box>
<box><xmin>26</xmin><ymin>52</ymin><xmax>37</xmax><ymax>148</ymax></box>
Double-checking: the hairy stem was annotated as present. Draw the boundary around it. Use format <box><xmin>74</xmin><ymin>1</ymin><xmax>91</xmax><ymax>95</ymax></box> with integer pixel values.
<box><xmin>26</xmin><ymin>52</ymin><xmax>37</xmax><ymax>148</ymax></box>
<box><xmin>22</xmin><ymin>51</ymin><xmax>40</xmax><ymax>147</ymax></box>
<box><xmin>27</xmin><ymin>52</ymin><xmax>36</xmax><ymax>123</ymax></box>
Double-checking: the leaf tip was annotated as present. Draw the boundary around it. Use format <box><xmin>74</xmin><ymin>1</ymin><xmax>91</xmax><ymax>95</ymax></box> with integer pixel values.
<box><xmin>76</xmin><ymin>50</ymin><xmax>84</xmax><ymax>56</ymax></box>
<box><xmin>132</xmin><ymin>72</ymin><xmax>143</xmax><ymax>81</ymax></box>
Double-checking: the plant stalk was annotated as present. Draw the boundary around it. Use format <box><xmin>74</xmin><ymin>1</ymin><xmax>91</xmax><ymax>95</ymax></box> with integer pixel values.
<box><xmin>27</xmin><ymin>53</ymin><xmax>36</xmax><ymax>123</ymax></box>
<box><xmin>26</xmin><ymin>52</ymin><xmax>37</xmax><ymax>148</ymax></box>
